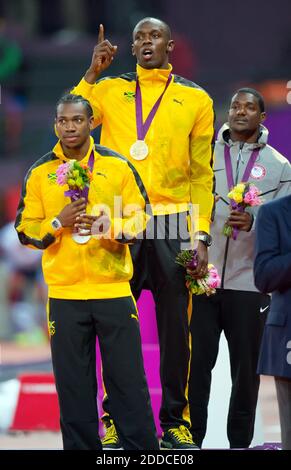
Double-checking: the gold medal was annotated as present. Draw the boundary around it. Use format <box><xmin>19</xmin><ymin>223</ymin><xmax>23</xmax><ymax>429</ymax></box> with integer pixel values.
<box><xmin>130</xmin><ymin>140</ymin><xmax>149</xmax><ymax>161</ymax></box>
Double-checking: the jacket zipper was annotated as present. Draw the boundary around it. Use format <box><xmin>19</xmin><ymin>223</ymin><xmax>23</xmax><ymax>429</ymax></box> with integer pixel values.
<box><xmin>221</xmin><ymin>146</ymin><xmax>243</xmax><ymax>288</ymax></box>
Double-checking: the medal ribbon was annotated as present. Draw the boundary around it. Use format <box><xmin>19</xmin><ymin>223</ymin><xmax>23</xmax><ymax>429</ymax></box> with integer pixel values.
<box><xmin>135</xmin><ymin>73</ymin><xmax>172</xmax><ymax>140</ymax></box>
<box><xmin>224</xmin><ymin>145</ymin><xmax>259</xmax><ymax>239</ymax></box>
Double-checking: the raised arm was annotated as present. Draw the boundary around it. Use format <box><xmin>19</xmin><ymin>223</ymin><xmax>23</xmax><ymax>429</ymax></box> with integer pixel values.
<box><xmin>84</xmin><ymin>24</ymin><xmax>117</xmax><ymax>84</ymax></box>
<box><xmin>71</xmin><ymin>25</ymin><xmax>117</xmax><ymax>127</ymax></box>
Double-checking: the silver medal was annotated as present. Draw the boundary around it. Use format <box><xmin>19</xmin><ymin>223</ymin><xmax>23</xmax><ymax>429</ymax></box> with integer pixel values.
<box><xmin>130</xmin><ymin>140</ymin><xmax>149</xmax><ymax>161</ymax></box>
<box><xmin>72</xmin><ymin>229</ymin><xmax>91</xmax><ymax>244</ymax></box>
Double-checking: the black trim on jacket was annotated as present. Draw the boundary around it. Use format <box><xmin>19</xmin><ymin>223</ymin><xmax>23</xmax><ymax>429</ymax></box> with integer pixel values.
<box><xmin>15</xmin><ymin>152</ymin><xmax>58</xmax><ymax>249</ymax></box>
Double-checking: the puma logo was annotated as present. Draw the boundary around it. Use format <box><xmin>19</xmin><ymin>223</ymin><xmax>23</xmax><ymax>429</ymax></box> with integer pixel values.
<box><xmin>173</xmin><ymin>98</ymin><xmax>184</xmax><ymax>105</ymax></box>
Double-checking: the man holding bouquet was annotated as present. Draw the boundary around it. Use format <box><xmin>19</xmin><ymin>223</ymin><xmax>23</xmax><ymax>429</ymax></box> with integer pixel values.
<box><xmin>71</xmin><ymin>17</ymin><xmax>215</xmax><ymax>450</ymax></box>
<box><xmin>15</xmin><ymin>93</ymin><xmax>159</xmax><ymax>450</ymax></box>
<box><xmin>189</xmin><ymin>88</ymin><xmax>291</xmax><ymax>449</ymax></box>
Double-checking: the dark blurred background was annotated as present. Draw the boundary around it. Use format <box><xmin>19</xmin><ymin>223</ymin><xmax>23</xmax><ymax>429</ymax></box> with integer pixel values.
<box><xmin>0</xmin><ymin>0</ymin><xmax>290</xmax><ymax>344</ymax></box>
<box><xmin>1</xmin><ymin>0</ymin><xmax>291</xmax><ymax>182</ymax></box>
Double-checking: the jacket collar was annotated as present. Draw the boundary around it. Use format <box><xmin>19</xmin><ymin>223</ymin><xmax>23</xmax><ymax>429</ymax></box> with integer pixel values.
<box><xmin>136</xmin><ymin>63</ymin><xmax>173</xmax><ymax>85</ymax></box>
<box><xmin>217</xmin><ymin>123</ymin><xmax>269</xmax><ymax>151</ymax></box>
<box><xmin>52</xmin><ymin>136</ymin><xmax>96</xmax><ymax>163</ymax></box>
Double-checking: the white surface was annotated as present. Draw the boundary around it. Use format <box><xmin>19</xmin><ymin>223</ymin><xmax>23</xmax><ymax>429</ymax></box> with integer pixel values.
<box><xmin>0</xmin><ymin>379</ymin><xmax>20</xmax><ymax>431</ymax></box>
<box><xmin>0</xmin><ymin>431</ymin><xmax>62</xmax><ymax>450</ymax></box>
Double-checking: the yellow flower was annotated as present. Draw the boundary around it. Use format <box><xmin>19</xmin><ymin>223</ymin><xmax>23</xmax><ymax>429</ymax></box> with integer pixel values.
<box><xmin>228</xmin><ymin>183</ymin><xmax>245</xmax><ymax>201</ymax></box>
<box><xmin>75</xmin><ymin>177</ymin><xmax>84</xmax><ymax>188</ymax></box>
<box><xmin>235</xmin><ymin>183</ymin><xmax>245</xmax><ymax>193</ymax></box>
<box><xmin>232</xmin><ymin>191</ymin><xmax>243</xmax><ymax>203</ymax></box>
<box><xmin>228</xmin><ymin>189</ymin><xmax>243</xmax><ymax>203</ymax></box>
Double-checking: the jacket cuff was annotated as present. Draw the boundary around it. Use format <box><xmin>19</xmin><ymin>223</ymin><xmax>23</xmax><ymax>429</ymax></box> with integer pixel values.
<box><xmin>246</xmin><ymin>211</ymin><xmax>256</xmax><ymax>232</ymax></box>
<box><xmin>193</xmin><ymin>217</ymin><xmax>210</xmax><ymax>235</ymax></box>
<box><xmin>40</xmin><ymin>218</ymin><xmax>64</xmax><ymax>239</ymax></box>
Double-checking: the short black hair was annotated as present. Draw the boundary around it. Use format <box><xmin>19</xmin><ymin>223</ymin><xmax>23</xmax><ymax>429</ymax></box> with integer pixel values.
<box><xmin>235</xmin><ymin>87</ymin><xmax>265</xmax><ymax>112</ymax></box>
<box><xmin>56</xmin><ymin>94</ymin><xmax>93</xmax><ymax>118</ymax></box>
<box><xmin>133</xmin><ymin>17</ymin><xmax>171</xmax><ymax>41</ymax></box>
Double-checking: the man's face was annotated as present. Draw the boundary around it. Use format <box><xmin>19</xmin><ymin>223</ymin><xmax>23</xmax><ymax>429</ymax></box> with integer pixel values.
<box><xmin>55</xmin><ymin>102</ymin><xmax>93</xmax><ymax>149</ymax></box>
<box><xmin>132</xmin><ymin>19</ymin><xmax>174</xmax><ymax>69</ymax></box>
<box><xmin>228</xmin><ymin>92</ymin><xmax>265</xmax><ymax>135</ymax></box>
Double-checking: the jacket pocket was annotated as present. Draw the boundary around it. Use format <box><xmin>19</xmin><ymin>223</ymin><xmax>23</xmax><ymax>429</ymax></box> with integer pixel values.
<box><xmin>266</xmin><ymin>310</ymin><xmax>287</xmax><ymax>326</ymax></box>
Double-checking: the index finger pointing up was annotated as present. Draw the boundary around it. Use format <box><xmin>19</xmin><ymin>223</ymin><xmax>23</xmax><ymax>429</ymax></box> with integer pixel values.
<box><xmin>98</xmin><ymin>24</ymin><xmax>104</xmax><ymax>43</ymax></box>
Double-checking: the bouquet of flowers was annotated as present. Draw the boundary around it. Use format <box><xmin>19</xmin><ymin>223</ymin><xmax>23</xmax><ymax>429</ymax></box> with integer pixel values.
<box><xmin>176</xmin><ymin>250</ymin><xmax>221</xmax><ymax>296</ymax></box>
<box><xmin>49</xmin><ymin>160</ymin><xmax>93</xmax><ymax>200</ymax></box>
<box><xmin>223</xmin><ymin>182</ymin><xmax>262</xmax><ymax>239</ymax></box>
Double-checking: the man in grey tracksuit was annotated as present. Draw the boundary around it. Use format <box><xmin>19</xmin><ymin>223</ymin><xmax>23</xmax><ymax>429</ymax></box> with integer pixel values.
<box><xmin>189</xmin><ymin>87</ymin><xmax>291</xmax><ymax>449</ymax></box>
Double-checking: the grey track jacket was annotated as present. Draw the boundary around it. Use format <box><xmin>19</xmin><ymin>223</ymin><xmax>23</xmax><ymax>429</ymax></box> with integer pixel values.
<box><xmin>209</xmin><ymin>123</ymin><xmax>291</xmax><ymax>292</ymax></box>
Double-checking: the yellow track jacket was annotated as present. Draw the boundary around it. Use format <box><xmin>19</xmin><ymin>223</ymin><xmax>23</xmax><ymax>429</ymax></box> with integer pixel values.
<box><xmin>15</xmin><ymin>137</ymin><xmax>148</xmax><ymax>300</ymax></box>
<box><xmin>72</xmin><ymin>64</ymin><xmax>215</xmax><ymax>233</ymax></box>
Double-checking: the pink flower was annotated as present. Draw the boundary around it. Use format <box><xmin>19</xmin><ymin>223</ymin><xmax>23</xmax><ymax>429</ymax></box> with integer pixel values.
<box><xmin>243</xmin><ymin>189</ymin><xmax>262</xmax><ymax>206</ymax></box>
<box><xmin>56</xmin><ymin>162</ymin><xmax>70</xmax><ymax>185</ymax></box>
<box><xmin>176</xmin><ymin>251</ymin><xmax>221</xmax><ymax>296</ymax></box>
<box><xmin>207</xmin><ymin>265</ymin><xmax>221</xmax><ymax>289</ymax></box>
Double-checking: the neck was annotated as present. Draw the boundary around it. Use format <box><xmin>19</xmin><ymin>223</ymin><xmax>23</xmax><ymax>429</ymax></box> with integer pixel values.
<box><xmin>138</xmin><ymin>62</ymin><xmax>170</xmax><ymax>71</ymax></box>
<box><xmin>230</xmin><ymin>128</ymin><xmax>259</xmax><ymax>144</ymax></box>
<box><xmin>159</xmin><ymin>61</ymin><xmax>170</xmax><ymax>70</ymax></box>
<box><xmin>60</xmin><ymin>138</ymin><xmax>90</xmax><ymax>161</ymax></box>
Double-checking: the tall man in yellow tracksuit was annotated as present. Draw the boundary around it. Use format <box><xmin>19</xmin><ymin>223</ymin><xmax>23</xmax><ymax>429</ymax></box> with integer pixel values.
<box><xmin>72</xmin><ymin>17</ymin><xmax>215</xmax><ymax>450</ymax></box>
<box><xmin>15</xmin><ymin>93</ymin><xmax>159</xmax><ymax>450</ymax></box>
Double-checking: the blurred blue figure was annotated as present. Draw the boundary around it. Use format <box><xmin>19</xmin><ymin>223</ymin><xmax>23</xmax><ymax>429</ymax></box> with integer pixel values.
<box><xmin>254</xmin><ymin>195</ymin><xmax>291</xmax><ymax>450</ymax></box>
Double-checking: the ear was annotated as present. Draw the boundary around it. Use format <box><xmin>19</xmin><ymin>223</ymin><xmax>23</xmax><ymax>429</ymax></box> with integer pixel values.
<box><xmin>89</xmin><ymin>116</ymin><xmax>94</xmax><ymax>130</ymax></box>
<box><xmin>260</xmin><ymin>112</ymin><xmax>266</xmax><ymax>123</ymax></box>
<box><xmin>166</xmin><ymin>39</ymin><xmax>175</xmax><ymax>53</ymax></box>
<box><xmin>131</xmin><ymin>44</ymin><xmax>135</xmax><ymax>56</ymax></box>
<box><xmin>54</xmin><ymin>120</ymin><xmax>59</xmax><ymax>138</ymax></box>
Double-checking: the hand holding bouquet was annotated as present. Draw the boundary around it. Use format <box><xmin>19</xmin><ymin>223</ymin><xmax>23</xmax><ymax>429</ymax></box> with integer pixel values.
<box><xmin>49</xmin><ymin>159</ymin><xmax>93</xmax><ymax>243</ymax></box>
<box><xmin>223</xmin><ymin>182</ymin><xmax>262</xmax><ymax>239</ymax></box>
<box><xmin>176</xmin><ymin>250</ymin><xmax>221</xmax><ymax>296</ymax></box>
